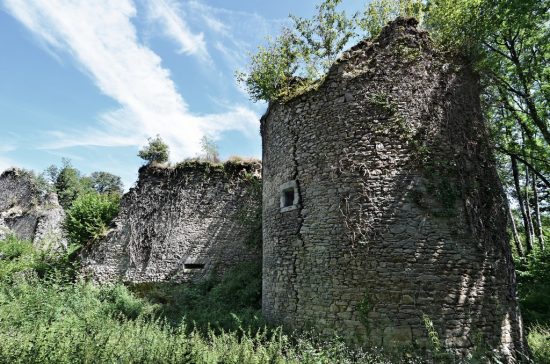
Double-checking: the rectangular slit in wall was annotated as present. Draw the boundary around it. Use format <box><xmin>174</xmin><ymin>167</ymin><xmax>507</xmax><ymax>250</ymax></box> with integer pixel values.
<box><xmin>283</xmin><ymin>188</ymin><xmax>295</xmax><ymax>208</ymax></box>
<box><xmin>184</xmin><ymin>263</ymin><xmax>205</xmax><ymax>269</ymax></box>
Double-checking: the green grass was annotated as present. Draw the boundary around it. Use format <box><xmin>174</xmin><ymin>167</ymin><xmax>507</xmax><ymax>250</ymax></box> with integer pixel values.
<box><xmin>0</xmin><ymin>236</ymin><xmax>548</xmax><ymax>363</ymax></box>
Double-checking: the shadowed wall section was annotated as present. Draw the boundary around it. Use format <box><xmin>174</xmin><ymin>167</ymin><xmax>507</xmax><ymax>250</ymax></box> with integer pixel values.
<box><xmin>261</xmin><ymin>18</ymin><xmax>527</xmax><ymax>361</ymax></box>
<box><xmin>81</xmin><ymin>161</ymin><xmax>262</xmax><ymax>283</ymax></box>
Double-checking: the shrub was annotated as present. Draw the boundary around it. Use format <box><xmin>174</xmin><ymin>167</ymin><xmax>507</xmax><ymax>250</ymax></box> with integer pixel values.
<box><xmin>131</xmin><ymin>261</ymin><xmax>264</xmax><ymax>332</ymax></box>
<box><xmin>236</xmin><ymin>28</ymin><xmax>301</xmax><ymax>102</ymax></box>
<box><xmin>138</xmin><ymin>135</ymin><xmax>170</xmax><ymax>164</ymax></box>
<box><xmin>0</xmin><ymin>235</ymin><xmax>74</xmax><ymax>282</ymax></box>
<box><xmin>528</xmin><ymin>325</ymin><xmax>550</xmax><ymax>364</ymax></box>
<box><xmin>64</xmin><ymin>193</ymin><xmax>120</xmax><ymax>247</ymax></box>
<box><xmin>516</xmin><ymin>248</ymin><xmax>550</xmax><ymax>326</ymax></box>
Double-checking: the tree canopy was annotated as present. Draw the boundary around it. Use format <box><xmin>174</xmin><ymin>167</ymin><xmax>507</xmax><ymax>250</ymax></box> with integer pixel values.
<box><xmin>138</xmin><ymin>135</ymin><xmax>170</xmax><ymax>164</ymax></box>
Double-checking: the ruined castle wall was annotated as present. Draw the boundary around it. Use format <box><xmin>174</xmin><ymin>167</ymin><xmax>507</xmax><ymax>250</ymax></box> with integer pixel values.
<box><xmin>81</xmin><ymin>161</ymin><xmax>262</xmax><ymax>283</ymax></box>
<box><xmin>0</xmin><ymin>168</ymin><xmax>66</xmax><ymax>250</ymax></box>
<box><xmin>261</xmin><ymin>18</ymin><xmax>526</xmax><ymax>360</ymax></box>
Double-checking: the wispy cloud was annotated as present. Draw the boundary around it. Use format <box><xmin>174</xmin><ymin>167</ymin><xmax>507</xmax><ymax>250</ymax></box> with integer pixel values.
<box><xmin>145</xmin><ymin>0</ymin><xmax>210</xmax><ymax>62</ymax></box>
<box><xmin>3</xmin><ymin>0</ymin><xmax>259</xmax><ymax>161</ymax></box>
<box><xmin>0</xmin><ymin>144</ymin><xmax>16</xmax><ymax>153</ymax></box>
<box><xmin>180</xmin><ymin>1</ymin><xmax>286</xmax><ymax>105</ymax></box>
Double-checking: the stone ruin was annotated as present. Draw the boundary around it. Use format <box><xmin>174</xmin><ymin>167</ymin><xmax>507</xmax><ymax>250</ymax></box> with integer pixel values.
<box><xmin>0</xmin><ymin>16</ymin><xmax>529</xmax><ymax>362</ymax></box>
<box><xmin>81</xmin><ymin>160</ymin><xmax>262</xmax><ymax>283</ymax></box>
<box><xmin>0</xmin><ymin>168</ymin><xmax>66</xmax><ymax>250</ymax></box>
<box><xmin>261</xmin><ymin>18</ymin><xmax>527</xmax><ymax>360</ymax></box>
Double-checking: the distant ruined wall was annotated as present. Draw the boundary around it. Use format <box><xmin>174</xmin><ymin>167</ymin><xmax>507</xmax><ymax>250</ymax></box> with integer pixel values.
<box><xmin>0</xmin><ymin>168</ymin><xmax>66</xmax><ymax>250</ymax></box>
<box><xmin>261</xmin><ymin>18</ymin><xmax>527</xmax><ymax>361</ymax></box>
<box><xmin>81</xmin><ymin>161</ymin><xmax>262</xmax><ymax>283</ymax></box>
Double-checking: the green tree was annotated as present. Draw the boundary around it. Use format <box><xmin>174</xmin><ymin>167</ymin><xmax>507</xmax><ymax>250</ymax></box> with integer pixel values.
<box><xmin>290</xmin><ymin>0</ymin><xmax>357</xmax><ymax>79</ymax></box>
<box><xmin>237</xmin><ymin>0</ymin><xmax>356</xmax><ymax>102</ymax></box>
<box><xmin>138</xmin><ymin>135</ymin><xmax>170</xmax><ymax>164</ymax></box>
<box><xmin>43</xmin><ymin>164</ymin><xmax>59</xmax><ymax>184</ymax></box>
<box><xmin>55</xmin><ymin>160</ymin><xmax>93</xmax><ymax>209</ymax></box>
<box><xmin>357</xmin><ymin>0</ymin><xmax>424</xmax><ymax>37</ymax></box>
<box><xmin>64</xmin><ymin>192</ymin><xmax>120</xmax><ymax>247</ymax></box>
<box><xmin>236</xmin><ymin>28</ymin><xmax>300</xmax><ymax>102</ymax></box>
<box><xmin>89</xmin><ymin>171</ymin><xmax>123</xmax><ymax>195</ymax></box>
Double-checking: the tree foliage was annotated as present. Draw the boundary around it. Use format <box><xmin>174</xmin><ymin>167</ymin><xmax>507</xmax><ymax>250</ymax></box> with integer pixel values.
<box><xmin>236</xmin><ymin>29</ymin><xmax>300</xmax><ymax>102</ymax></box>
<box><xmin>237</xmin><ymin>0</ymin><xmax>425</xmax><ymax>103</ymax></box>
<box><xmin>46</xmin><ymin>159</ymin><xmax>123</xmax><ymax>208</ymax></box>
<box><xmin>138</xmin><ymin>135</ymin><xmax>170</xmax><ymax>164</ymax></box>
<box><xmin>54</xmin><ymin>160</ymin><xmax>93</xmax><ymax>209</ymax></box>
<box><xmin>290</xmin><ymin>0</ymin><xmax>357</xmax><ymax>79</ymax></box>
<box><xmin>237</xmin><ymin>0</ymin><xmax>357</xmax><ymax>102</ymax></box>
<box><xmin>64</xmin><ymin>192</ymin><xmax>120</xmax><ymax>247</ymax></box>
<box><xmin>200</xmin><ymin>136</ymin><xmax>221</xmax><ymax>163</ymax></box>
<box><xmin>358</xmin><ymin>0</ymin><xmax>424</xmax><ymax>37</ymax></box>
<box><xmin>89</xmin><ymin>171</ymin><xmax>123</xmax><ymax>195</ymax></box>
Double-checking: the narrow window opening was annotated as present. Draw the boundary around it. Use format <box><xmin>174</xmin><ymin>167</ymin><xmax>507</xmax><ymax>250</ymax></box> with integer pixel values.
<box><xmin>184</xmin><ymin>263</ymin><xmax>205</xmax><ymax>269</ymax></box>
<box><xmin>282</xmin><ymin>188</ymin><xmax>295</xmax><ymax>208</ymax></box>
<box><xmin>280</xmin><ymin>180</ymin><xmax>299</xmax><ymax>212</ymax></box>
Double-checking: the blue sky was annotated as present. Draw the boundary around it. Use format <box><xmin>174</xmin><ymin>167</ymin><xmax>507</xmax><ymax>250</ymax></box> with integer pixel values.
<box><xmin>0</xmin><ymin>0</ymin><xmax>364</xmax><ymax>188</ymax></box>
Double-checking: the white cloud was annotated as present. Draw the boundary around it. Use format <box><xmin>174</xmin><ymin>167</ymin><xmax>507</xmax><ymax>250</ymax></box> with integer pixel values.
<box><xmin>3</xmin><ymin>0</ymin><xmax>259</xmax><ymax>162</ymax></box>
<box><xmin>145</xmin><ymin>0</ymin><xmax>210</xmax><ymax>61</ymax></box>
<box><xmin>0</xmin><ymin>155</ymin><xmax>16</xmax><ymax>172</ymax></box>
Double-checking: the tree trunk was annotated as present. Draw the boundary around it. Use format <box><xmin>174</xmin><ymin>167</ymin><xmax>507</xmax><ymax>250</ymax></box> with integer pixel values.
<box><xmin>511</xmin><ymin>155</ymin><xmax>533</xmax><ymax>252</ymax></box>
<box><xmin>524</xmin><ymin>166</ymin><xmax>535</xmax><ymax>244</ymax></box>
<box><xmin>532</xmin><ymin>175</ymin><xmax>545</xmax><ymax>250</ymax></box>
<box><xmin>508</xmin><ymin>197</ymin><xmax>524</xmax><ymax>257</ymax></box>
<box><xmin>499</xmin><ymin>180</ymin><xmax>524</xmax><ymax>257</ymax></box>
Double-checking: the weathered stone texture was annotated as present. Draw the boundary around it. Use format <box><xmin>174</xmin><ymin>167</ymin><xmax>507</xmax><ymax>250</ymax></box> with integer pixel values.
<box><xmin>0</xmin><ymin>168</ymin><xmax>66</xmax><ymax>250</ymax></box>
<box><xmin>261</xmin><ymin>18</ymin><xmax>527</xmax><ymax>361</ymax></box>
<box><xmin>81</xmin><ymin>161</ymin><xmax>262</xmax><ymax>283</ymax></box>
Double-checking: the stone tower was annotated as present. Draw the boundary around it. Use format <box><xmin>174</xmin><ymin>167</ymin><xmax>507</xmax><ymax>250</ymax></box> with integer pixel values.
<box><xmin>261</xmin><ymin>18</ymin><xmax>526</xmax><ymax>360</ymax></box>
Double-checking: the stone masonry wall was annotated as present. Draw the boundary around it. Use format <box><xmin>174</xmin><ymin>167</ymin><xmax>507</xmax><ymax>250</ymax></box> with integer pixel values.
<box><xmin>261</xmin><ymin>18</ymin><xmax>527</xmax><ymax>361</ymax></box>
<box><xmin>0</xmin><ymin>168</ymin><xmax>66</xmax><ymax>250</ymax></box>
<box><xmin>81</xmin><ymin>160</ymin><xmax>262</xmax><ymax>283</ymax></box>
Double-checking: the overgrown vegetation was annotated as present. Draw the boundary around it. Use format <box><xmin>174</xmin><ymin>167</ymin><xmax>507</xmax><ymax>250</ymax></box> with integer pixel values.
<box><xmin>239</xmin><ymin>0</ymin><xmax>549</xmax><ymax>259</ymax></box>
<box><xmin>64</xmin><ymin>192</ymin><xmax>120</xmax><ymax>248</ymax></box>
<box><xmin>236</xmin><ymin>0</ymin><xmax>424</xmax><ymax>102</ymax></box>
<box><xmin>42</xmin><ymin>158</ymin><xmax>124</xmax><ymax>209</ymax></box>
<box><xmin>200</xmin><ymin>135</ymin><xmax>221</xmax><ymax>163</ymax></box>
<box><xmin>236</xmin><ymin>0</ymin><xmax>550</xmax><ymax>361</ymax></box>
<box><xmin>0</xmin><ymin>236</ymin><xmax>427</xmax><ymax>364</ymax></box>
<box><xmin>516</xmin><ymin>247</ymin><xmax>550</xmax><ymax>363</ymax></box>
<box><xmin>138</xmin><ymin>134</ymin><xmax>170</xmax><ymax>165</ymax></box>
<box><xmin>1</xmin><ymin>232</ymin><xmax>549</xmax><ymax>363</ymax></box>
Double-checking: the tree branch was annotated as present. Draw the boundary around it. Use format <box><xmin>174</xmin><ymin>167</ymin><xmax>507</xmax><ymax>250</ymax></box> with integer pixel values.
<box><xmin>499</xmin><ymin>148</ymin><xmax>550</xmax><ymax>189</ymax></box>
